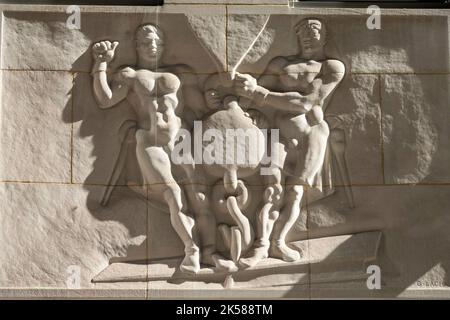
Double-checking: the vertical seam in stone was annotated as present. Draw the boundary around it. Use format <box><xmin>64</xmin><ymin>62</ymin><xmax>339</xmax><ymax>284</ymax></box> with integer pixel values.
<box><xmin>0</xmin><ymin>10</ymin><xmax>3</xmax><ymax>181</ymax></box>
<box><xmin>0</xmin><ymin>11</ymin><xmax>4</xmax><ymax>70</ymax></box>
<box><xmin>378</xmin><ymin>74</ymin><xmax>386</xmax><ymax>185</ymax></box>
<box><xmin>305</xmin><ymin>188</ymin><xmax>312</xmax><ymax>299</ymax></box>
<box><xmin>70</xmin><ymin>72</ymin><xmax>75</xmax><ymax>184</ymax></box>
<box><xmin>146</xmin><ymin>184</ymin><xmax>150</xmax><ymax>300</ymax></box>
<box><xmin>225</xmin><ymin>5</ymin><xmax>229</xmax><ymax>73</ymax></box>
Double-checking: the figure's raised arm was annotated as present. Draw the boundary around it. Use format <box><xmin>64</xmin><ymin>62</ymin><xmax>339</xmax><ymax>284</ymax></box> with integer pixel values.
<box><xmin>91</xmin><ymin>41</ymin><xmax>130</xmax><ymax>109</ymax></box>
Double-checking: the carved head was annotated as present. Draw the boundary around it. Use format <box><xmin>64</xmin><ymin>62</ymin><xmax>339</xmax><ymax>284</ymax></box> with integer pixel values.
<box><xmin>135</xmin><ymin>23</ymin><xmax>164</xmax><ymax>62</ymax></box>
<box><xmin>294</xmin><ymin>18</ymin><xmax>326</xmax><ymax>58</ymax></box>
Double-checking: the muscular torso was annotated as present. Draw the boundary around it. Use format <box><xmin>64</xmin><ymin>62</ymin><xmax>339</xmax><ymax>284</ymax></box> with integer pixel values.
<box><xmin>266</xmin><ymin>56</ymin><xmax>325</xmax><ymax>140</ymax></box>
<box><xmin>278</xmin><ymin>57</ymin><xmax>322</xmax><ymax>93</ymax></box>
<box><xmin>116</xmin><ymin>67</ymin><xmax>181</xmax><ymax>146</ymax></box>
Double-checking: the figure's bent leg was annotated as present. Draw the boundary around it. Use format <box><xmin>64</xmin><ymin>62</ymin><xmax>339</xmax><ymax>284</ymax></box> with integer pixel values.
<box><xmin>135</xmin><ymin>131</ymin><xmax>200</xmax><ymax>273</ymax></box>
<box><xmin>178</xmin><ymin>156</ymin><xmax>218</xmax><ymax>266</ymax></box>
<box><xmin>295</xmin><ymin>121</ymin><xmax>330</xmax><ymax>185</ymax></box>
<box><xmin>164</xmin><ymin>185</ymin><xmax>200</xmax><ymax>274</ymax></box>
<box><xmin>240</xmin><ymin>168</ymin><xmax>282</xmax><ymax>268</ymax></box>
<box><xmin>270</xmin><ymin>182</ymin><xmax>303</xmax><ymax>262</ymax></box>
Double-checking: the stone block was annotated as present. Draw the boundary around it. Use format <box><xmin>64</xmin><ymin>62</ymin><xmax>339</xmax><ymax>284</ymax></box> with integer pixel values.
<box><xmin>0</xmin><ymin>71</ymin><xmax>72</xmax><ymax>183</ymax></box>
<box><xmin>381</xmin><ymin>75</ymin><xmax>450</xmax><ymax>184</ymax></box>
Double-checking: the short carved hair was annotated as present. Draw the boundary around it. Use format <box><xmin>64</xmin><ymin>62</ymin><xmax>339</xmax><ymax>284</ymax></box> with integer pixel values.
<box><xmin>135</xmin><ymin>23</ymin><xmax>164</xmax><ymax>43</ymax></box>
<box><xmin>294</xmin><ymin>18</ymin><xmax>326</xmax><ymax>38</ymax></box>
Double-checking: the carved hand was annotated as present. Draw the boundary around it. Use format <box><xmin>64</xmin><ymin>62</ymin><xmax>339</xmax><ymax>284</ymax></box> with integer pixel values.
<box><xmin>234</xmin><ymin>73</ymin><xmax>270</xmax><ymax>106</ymax></box>
<box><xmin>234</xmin><ymin>73</ymin><xmax>259</xmax><ymax>98</ymax></box>
<box><xmin>92</xmin><ymin>41</ymin><xmax>119</xmax><ymax>63</ymax></box>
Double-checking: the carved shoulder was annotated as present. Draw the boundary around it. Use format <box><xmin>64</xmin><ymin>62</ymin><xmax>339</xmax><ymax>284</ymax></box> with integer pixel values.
<box><xmin>157</xmin><ymin>72</ymin><xmax>181</xmax><ymax>94</ymax></box>
<box><xmin>322</xmin><ymin>59</ymin><xmax>345</xmax><ymax>76</ymax></box>
<box><xmin>113</xmin><ymin>66</ymin><xmax>136</xmax><ymax>84</ymax></box>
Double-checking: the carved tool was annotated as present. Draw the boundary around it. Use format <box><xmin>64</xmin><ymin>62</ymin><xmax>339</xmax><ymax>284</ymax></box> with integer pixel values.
<box><xmin>101</xmin><ymin>120</ymin><xmax>137</xmax><ymax>206</ymax></box>
<box><xmin>230</xmin><ymin>15</ymin><xmax>270</xmax><ymax>79</ymax></box>
<box><xmin>330</xmin><ymin>128</ymin><xmax>355</xmax><ymax>208</ymax></box>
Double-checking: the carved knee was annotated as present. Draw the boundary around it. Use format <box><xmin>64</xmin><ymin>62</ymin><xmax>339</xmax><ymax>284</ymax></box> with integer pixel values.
<box><xmin>316</xmin><ymin>121</ymin><xmax>330</xmax><ymax>138</ymax></box>
<box><xmin>269</xmin><ymin>210</ymin><xmax>280</xmax><ymax>221</ymax></box>
<box><xmin>285</xmin><ymin>185</ymin><xmax>304</xmax><ymax>202</ymax></box>
<box><xmin>164</xmin><ymin>184</ymin><xmax>184</xmax><ymax>213</ymax></box>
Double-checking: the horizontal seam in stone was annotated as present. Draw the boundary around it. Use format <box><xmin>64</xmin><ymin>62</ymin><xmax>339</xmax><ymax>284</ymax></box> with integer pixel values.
<box><xmin>1</xmin><ymin>180</ymin><xmax>450</xmax><ymax>188</ymax></box>
<box><xmin>1</xmin><ymin>69</ymin><xmax>449</xmax><ymax>76</ymax></box>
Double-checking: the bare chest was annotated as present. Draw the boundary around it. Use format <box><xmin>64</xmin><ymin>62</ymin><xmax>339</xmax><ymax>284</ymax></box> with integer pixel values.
<box><xmin>132</xmin><ymin>70</ymin><xmax>158</xmax><ymax>96</ymax></box>
<box><xmin>279</xmin><ymin>61</ymin><xmax>322</xmax><ymax>91</ymax></box>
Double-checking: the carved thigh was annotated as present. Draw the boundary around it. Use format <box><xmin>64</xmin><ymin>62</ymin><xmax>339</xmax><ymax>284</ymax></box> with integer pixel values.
<box><xmin>294</xmin><ymin>121</ymin><xmax>330</xmax><ymax>185</ymax></box>
<box><xmin>135</xmin><ymin>129</ymin><xmax>177</xmax><ymax>188</ymax></box>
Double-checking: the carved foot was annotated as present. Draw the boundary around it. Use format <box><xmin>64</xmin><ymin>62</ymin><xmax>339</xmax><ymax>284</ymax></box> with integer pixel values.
<box><xmin>200</xmin><ymin>245</ymin><xmax>217</xmax><ymax>267</ymax></box>
<box><xmin>212</xmin><ymin>254</ymin><xmax>238</xmax><ymax>273</ymax></box>
<box><xmin>270</xmin><ymin>241</ymin><xmax>301</xmax><ymax>262</ymax></box>
<box><xmin>180</xmin><ymin>250</ymin><xmax>200</xmax><ymax>274</ymax></box>
<box><xmin>239</xmin><ymin>245</ymin><xmax>269</xmax><ymax>269</ymax></box>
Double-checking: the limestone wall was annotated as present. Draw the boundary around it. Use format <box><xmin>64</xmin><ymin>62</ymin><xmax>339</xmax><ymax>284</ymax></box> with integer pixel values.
<box><xmin>0</xmin><ymin>3</ymin><xmax>449</xmax><ymax>298</ymax></box>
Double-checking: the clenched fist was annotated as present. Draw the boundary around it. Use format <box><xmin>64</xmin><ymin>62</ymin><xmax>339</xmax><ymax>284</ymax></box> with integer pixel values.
<box><xmin>92</xmin><ymin>41</ymin><xmax>119</xmax><ymax>63</ymax></box>
<box><xmin>233</xmin><ymin>72</ymin><xmax>258</xmax><ymax>98</ymax></box>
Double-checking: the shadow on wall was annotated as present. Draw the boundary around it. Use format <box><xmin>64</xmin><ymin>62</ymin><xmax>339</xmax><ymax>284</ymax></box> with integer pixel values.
<box><xmin>275</xmin><ymin>14</ymin><xmax>450</xmax><ymax>297</ymax></box>
<box><xmin>55</xmin><ymin>11</ymin><xmax>450</xmax><ymax>295</ymax></box>
<box><xmin>60</xmin><ymin>12</ymin><xmax>223</xmax><ymax>264</ymax></box>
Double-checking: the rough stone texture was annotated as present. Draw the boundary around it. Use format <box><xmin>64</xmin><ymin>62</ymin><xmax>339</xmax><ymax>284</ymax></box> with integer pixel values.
<box><xmin>382</xmin><ymin>75</ymin><xmax>450</xmax><ymax>184</ymax></box>
<box><xmin>326</xmin><ymin>74</ymin><xmax>383</xmax><ymax>186</ymax></box>
<box><xmin>2</xmin><ymin>6</ymin><xmax>226</xmax><ymax>73</ymax></box>
<box><xmin>71</xmin><ymin>72</ymin><xmax>137</xmax><ymax>185</ymax></box>
<box><xmin>1</xmin><ymin>5</ymin><xmax>450</xmax><ymax>299</ymax></box>
<box><xmin>0</xmin><ymin>182</ymin><xmax>147</xmax><ymax>291</ymax></box>
<box><xmin>309</xmin><ymin>185</ymin><xmax>450</xmax><ymax>297</ymax></box>
<box><xmin>226</xmin><ymin>10</ymin><xmax>450</xmax><ymax>74</ymax></box>
<box><xmin>0</xmin><ymin>71</ymin><xmax>72</xmax><ymax>183</ymax></box>
<box><xmin>226</xmin><ymin>13</ymin><xmax>272</xmax><ymax>72</ymax></box>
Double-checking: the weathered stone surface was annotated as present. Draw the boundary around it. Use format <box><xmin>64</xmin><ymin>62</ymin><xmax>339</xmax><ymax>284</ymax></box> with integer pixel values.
<box><xmin>0</xmin><ymin>183</ymin><xmax>147</xmax><ymax>289</ymax></box>
<box><xmin>2</xmin><ymin>11</ymin><xmax>91</xmax><ymax>71</ymax></box>
<box><xmin>227</xmin><ymin>9</ymin><xmax>450</xmax><ymax>74</ymax></box>
<box><xmin>2</xmin><ymin>6</ymin><xmax>226</xmax><ymax>73</ymax></box>
<box><xmin>309</xmin><ymin>185</ymin><xmax>450</xmax><ymax>297</ymax></box>
<box><xmin>0</xmin><ymin>71</ymin><xmax>72</xmax><ymax>183</ymax></box>
<box><xmin>1</xmin><ymin>5</ymin><xmax>450</xmax><ymax>299</ymax></box>
<box><xmin>226</xmin><ymin>13</ymin><xmax>272</xmax><ymax>72</ymax></box>
<box><xmin>381</xmin><ymin>75</ymin><xmax>450</xmax><ymax>184</ymax></box>
<box><xmin>326</xmin><ymin>75</ymin><xmax>383</xmax><ymax>186</ymax></box>
<box><xmin>71</xmin><ymin>72</ymin><xmax>136</xmax><ymax>185</ymax></box>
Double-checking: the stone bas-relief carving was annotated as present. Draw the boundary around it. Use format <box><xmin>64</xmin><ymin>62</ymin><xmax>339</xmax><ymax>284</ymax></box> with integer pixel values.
<box><xmin>236</xmin><ymin>18</ymin><xmax>347</xmax><ymax>268</ymax></box>
<box><xmin>92</xmin><ymin>24</ymin><xmax>230</xmax><ymax>275</ymax></box>
<box><xmin>91</xmin><ymin>18</ymin><xmax>373</xmax><ymax>287</ymax></box>
<box><xmin>3</xmin><ymin>5</ymin><xmax>450</xmax><ymax>298</ymax></box>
